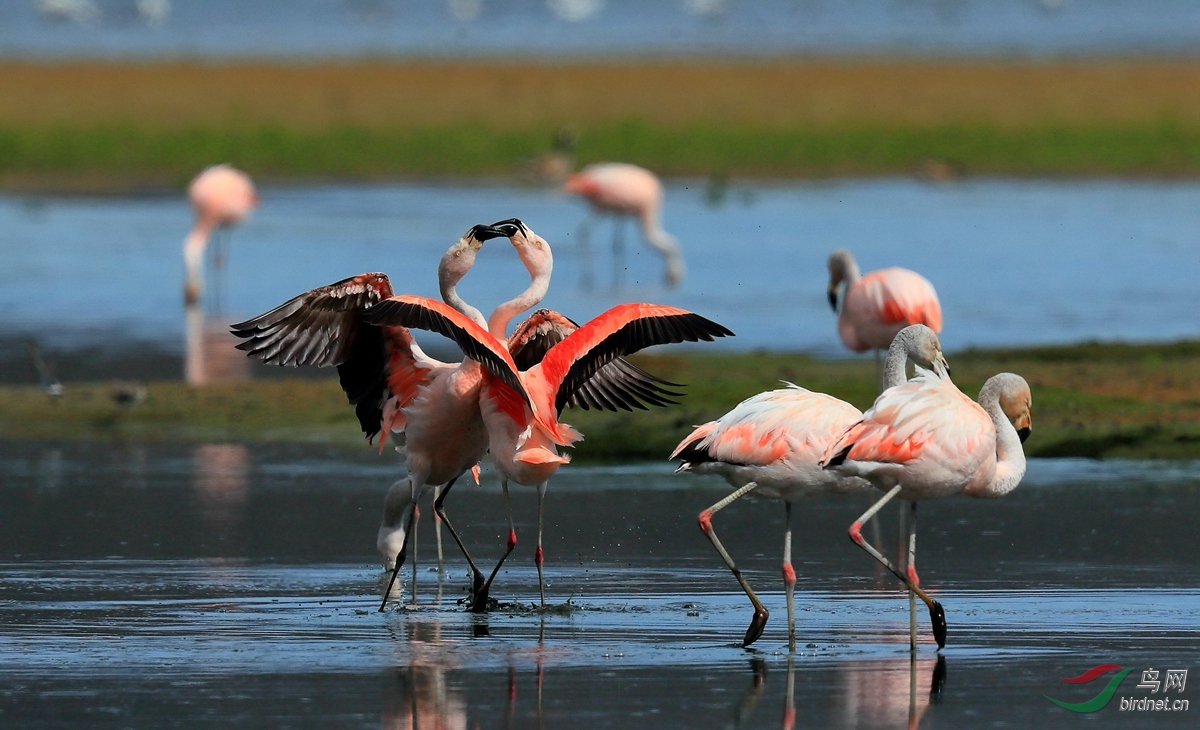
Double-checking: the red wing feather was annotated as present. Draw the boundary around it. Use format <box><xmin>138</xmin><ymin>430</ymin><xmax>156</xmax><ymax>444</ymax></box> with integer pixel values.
<box><xmin>365</xmin><ymin>295</ymin><xmax>531</xmax><ymax>408</ymax></box>
<box><xmin>538</xmin><ymin>303</ymin><xmax>733</xmax><ymax>414</ymax></box>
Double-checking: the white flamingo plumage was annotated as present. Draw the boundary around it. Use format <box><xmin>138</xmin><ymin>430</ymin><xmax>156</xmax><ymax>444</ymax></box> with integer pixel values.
<box><xmin>565</xmin><ymin>162</ymin><xmax>685</xmax><ymax>289</ymax></box>
<box><xmin>671</xmin><ymin>325</ymin><xmax>948</xmax><ymax>650</ymax></box>
<box><xmin>184</xmin><ymin>164</ymin><xmax>258</xmax><ymax>307</ymax></box>
<box><xmin>826</xmin><ymin>249</ymin><xmax>942</xmax><ymax>380</ymax></box>
<box><xmin>821</xmin><ymin>366</ymin><xmax>1032</xmax><ymax>651</ymax></box>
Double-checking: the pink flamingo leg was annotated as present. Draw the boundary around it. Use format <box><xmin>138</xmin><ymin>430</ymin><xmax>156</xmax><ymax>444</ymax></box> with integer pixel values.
<box><xmin>782</xmin><ymin>501</ymin><xmax>797</xmax><ymax>653</ymax></box>
<box><xmin>535</xmin><ymin>480</ymin><xmax>548</xmax><ymax>607</ymax></box>
<box><xmin>907</xmin><ymin>501</ymin><xmax>919</xmax><ymax>652</ymax></box>
<box><xmin>410</xmin><ymin>504</ymin><xmax>419</xmax><ymax>603</ymax></box>
<box><xmin>848</xmin><ymin>485</ymin><xmax>946</xmax><ymax>649</ymax></box>
<box><xmin>698</xmin><ymin>481</ymin><xmax>769</xmax><ymax>647</ymax></box>
<box><xmin>474</xmin><ymin>479</ymin><xmax>519</xmax><ymax>611</ymax></box>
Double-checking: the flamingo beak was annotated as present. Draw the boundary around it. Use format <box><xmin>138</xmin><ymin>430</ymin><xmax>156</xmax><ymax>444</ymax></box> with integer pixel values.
<box><xmin>1015</xmin><ymin>411</ymin><xmax>1032</xmax><ymax>443</ymax></box>
<box><xmin>468</xmin><ymin>224</ymin><xmax>507</xmax><ymax>243</ymax></box>
<box><xmin>827</xmin><ymin>285</ymin><xmax>838</xmax><ymax>311</ymax></box>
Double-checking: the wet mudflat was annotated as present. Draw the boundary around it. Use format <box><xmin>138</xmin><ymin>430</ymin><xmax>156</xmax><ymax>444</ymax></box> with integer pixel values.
<box><xmin>1</xmin><ymin>442</ymin><xmax>1198</xmax><ymax>728</ymax></box>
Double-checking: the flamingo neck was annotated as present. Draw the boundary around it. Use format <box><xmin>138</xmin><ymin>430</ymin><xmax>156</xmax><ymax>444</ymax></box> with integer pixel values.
<box><xmin>440</xmin><ymin>279</ymin><xmax>486</xmax><ymax>329</ymax></box>
<box><xmin>637</xmin><ymin>210</ymin><xmax>685</xmax><ymax>285</ymax></box>
<box><xmin>183</xmin><ymin>219</ymin><xmax>215</xmax><ymax>305</ymax></box>
<box><xmin>488</xmin><ymin>269</ymin><xmax>550</xmax><ymax>341</ymax></box>
<box><xmin>881</xmin><ymin>328</ymin><xmax>923</xmax><ymax>389</ymax></box>
<box><xmin>978</xmin><ymin>382</ymin><xmax>1027</xmax><ymax>497</ymax></box>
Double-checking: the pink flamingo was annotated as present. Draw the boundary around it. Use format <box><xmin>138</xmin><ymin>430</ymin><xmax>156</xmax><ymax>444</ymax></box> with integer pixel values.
<box><xmin>231</xmin><ymin>224</ymin><xmax>513</xmax><ymax>604</ymax></box>
<box><xmin>671</xmin><ymin>325</ymin><xmax>948</xmax><ymax>650</ymax></box>
<box><xmin>564</xmin><ymin>163</ymin><xmax>685</xmax><ymax>289</ymax></box>
<box><xmin>821</xmin><ymin>366</ymin><xmax>1032</xmax><ymax>651</ymax></box>
<box><xmin>826</xmin><ymin>249</ymin><xmax>942</xmax><ymax>383</ymax></box>
<box><xmin>184</xmin><ymin>164</ymin><xmax>259</xmax><ymax>306</ymax></box>
<box><xmin>365</xmin><ymin>219</ymin><xmax>731</xmax><ymax>608</ymax></box>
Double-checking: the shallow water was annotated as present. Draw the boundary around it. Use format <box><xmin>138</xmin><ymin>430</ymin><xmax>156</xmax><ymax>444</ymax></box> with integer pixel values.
<box><xmin>3</xmin><ymin>0</ymin><xmax>1200</xmax><ymax>59</ymax></box>
<box><xmin>1</xmin><ymin>442</ymin><xmax>1198</xmax><ymax>727</ymax></box>
<box><xmin>3</xmin><ymin>178</ymin><xmax>1200</xmax><ymax>360</ymax></box>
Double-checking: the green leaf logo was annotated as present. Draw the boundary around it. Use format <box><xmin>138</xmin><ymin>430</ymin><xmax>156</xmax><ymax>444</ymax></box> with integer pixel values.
<box><xmin>1045</xmin><ymin>665</ymin><xmax>1134</xmax><ymax>713</ymax></box>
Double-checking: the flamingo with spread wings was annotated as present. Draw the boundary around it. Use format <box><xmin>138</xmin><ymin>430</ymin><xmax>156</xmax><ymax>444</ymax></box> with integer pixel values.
<box><xmin>366</xmin><ymin>219</ymin><xmax>733</xmax><ymax>608</ymax></box>
<box><xmin>231</xmin><ymin>225</ymin><xmax>509</xmax><ymax>604</ymax></box>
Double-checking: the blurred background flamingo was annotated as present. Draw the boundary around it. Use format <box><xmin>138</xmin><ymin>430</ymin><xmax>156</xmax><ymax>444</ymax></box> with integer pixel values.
<box><xmin>564</xmin><ymin>162</ymin><xmax>686</xmax><ymax>290</ymax></box>
<box><xmin>826</xmin><ymin>249</ymin><xmax>942</xmax><ymax>386</ymax></box>
<box><xmin>182</xmin><ymin>164</ymin><xmax>258</xmax><ymax>386</ymax></box>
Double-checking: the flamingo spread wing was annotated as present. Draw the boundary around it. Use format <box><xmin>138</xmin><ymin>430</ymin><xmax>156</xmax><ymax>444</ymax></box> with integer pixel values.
<box><xmin>509</xmin><ymin>309</ymin><xmax>683</xmax><ymax>413</ymax></box>
<box><xmin>364</xmin><ymin>294</ymin><xmax>531</xmax><ymax>409</ymax></box>
<box><xmin>230</xmin><ymin>273</ymin><xmax>445</xmax><ymax>442</ymax></box>
<box><xmin>534</xmin><ymin>303</ymin><xmax>733</xmax><ymax>416</ymax></box>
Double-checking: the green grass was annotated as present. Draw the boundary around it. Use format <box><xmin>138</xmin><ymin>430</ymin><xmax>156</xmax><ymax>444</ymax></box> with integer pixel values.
<box><xmin>5</xmin><ymin>342</ymin><xmax>1200</xmax><ymax>461</ymax></box>
<box><xmin>6</xmin><ymin>121</ymin><xmax>1200</xmax><ymax>188</ymax></box>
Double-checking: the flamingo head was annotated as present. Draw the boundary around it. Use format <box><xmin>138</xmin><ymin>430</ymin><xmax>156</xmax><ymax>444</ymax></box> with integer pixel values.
<box><xmin>995</xmin><ymin>374</ymin><xmax>1033</xmax><ymax>443</ymax></box>
<box><xmin>825</xmin><ymin>249</ymin><xmax>860</xmax><ymax>310</ymax></box>
<box><xmin>441</xmin><ymin>224</ymin><xmax>507</xmax><ymax>280</ymax></box>
<box><xmin>492</xmin><ymin>218</ymin><xmax>554</xmax><ymax>279</ymax></box>
<box><xmin>892</xmin><ymin>324</ymin><xmax>950</xmax><ymax>378</ymax></box>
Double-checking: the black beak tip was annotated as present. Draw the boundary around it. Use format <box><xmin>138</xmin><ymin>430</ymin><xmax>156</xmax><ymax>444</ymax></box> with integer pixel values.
<box><xmin>470</xmin><ymin>223</ymin><xmax>505</xmax><ymax>242</ymax></box>
<box><xmin>827</xmin><ymin>290</ymin><xmax>838</xmax><ymax>310</ymax></box>
<box><xmin>742</xmin><ymin>608</ymin><xmax>769</xmax><ymax>648</ymax></box>
<box><xmin>1018</xmin><ymin>427</ymin><xmax>1031</xmax><ymax>444</ymax></box>
<box><xmin>929</xmin><ymin>601</ymin><xmax>947</xmax><ymax>649</ymax></box>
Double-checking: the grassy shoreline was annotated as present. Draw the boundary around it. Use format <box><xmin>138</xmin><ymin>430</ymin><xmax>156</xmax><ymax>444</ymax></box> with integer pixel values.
<box><xmin>7</xmin><ymin>60</ymin><xmax>1200</xmax><ymax>188</ymax></box>
<box><xmin>3</xmin><ymin>342</ymin><xmax>1199</xmax><ymax>461</ymax></box>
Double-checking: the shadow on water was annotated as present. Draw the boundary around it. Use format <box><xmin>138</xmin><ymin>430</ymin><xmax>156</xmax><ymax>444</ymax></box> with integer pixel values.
<box><xmin>0</xmin><ymin>442</ymin><xmax>1198</xmax><ymax>727</ymax></box>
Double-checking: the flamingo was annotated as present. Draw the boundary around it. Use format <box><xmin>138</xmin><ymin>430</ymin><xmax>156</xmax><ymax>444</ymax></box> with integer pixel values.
<box><xmin>184</xmin><ymin>164</ymin><xmax>258</xmax><ymax>307</ymax></box>
<box><xmin>231</xmin><ymin>224</ymin><xmax>511</xmax><ymax>605</ymax></box>
<box><xmin>364</xmin><ymin>218</ymin><xmax>732</xmax><ymax>608</ymax></box>
<box><xmin>671</xmin><ymin>325</ymin><xmax>948</xmax><ymax>650</ymax></box>
<box><xmin>821</xmin><ymin>367</ymin><xmax>1032</xmax><ymax>651</ymax></box>
<box><xmin>826</xmin><ymin>249</ymin><xmax>942</xmax><ymax>385</ymax></box>
<box><xmin>564</xmin><ymin>163</ymin><xmax>685</xmax><ymax>289</ymax></box>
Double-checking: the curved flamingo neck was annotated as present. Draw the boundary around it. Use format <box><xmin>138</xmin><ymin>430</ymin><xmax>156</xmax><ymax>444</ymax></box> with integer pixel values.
<box><xmin>488</xmin><ymin>268</ymin><xmax>550</xmax><ymax>341</ymax></box>
<box><xmin>440</xmin><ymin>277</ymin><xmax>486</xmax><ymax>329</ymax></box>
<box><xmin>882</xmin><ymin>328</ymin><xmax>928</xmax><ymax>389</ymax></box>
<box><xmin>977</xmin><ymin>381</ymin><xmax>1027</xmax><ymax>497</ymax></box>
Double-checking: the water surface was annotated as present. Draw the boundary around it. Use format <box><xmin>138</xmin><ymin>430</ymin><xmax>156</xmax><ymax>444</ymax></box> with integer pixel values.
<box><xmin>1</xmin><ymin>442</ymin><xmax>1197</xmax><ymax>727</ymax></box>
<box><xmin>2</xmin><ymin>178</ymin><xmax>1199</xmax><ymax>361</ymax></box>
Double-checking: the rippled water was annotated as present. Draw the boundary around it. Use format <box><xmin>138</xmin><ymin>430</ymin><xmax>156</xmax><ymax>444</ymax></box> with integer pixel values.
<box><xmin>3</xmin><ymin>0</ymin><xmax>1200</xmax><ymax>58</ymax></box>
<box><xmin>1</xmin><ymin>442</ymin><xmax>1198</xmax><ymax>727</ymax></box>
<box><xmin>2</xmin><ymin>178</ymin><xmax>1199</xmax><ymax>359</ymax></box>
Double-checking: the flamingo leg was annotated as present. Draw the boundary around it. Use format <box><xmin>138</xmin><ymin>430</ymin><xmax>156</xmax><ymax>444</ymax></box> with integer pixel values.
<box><xmin>432</xmin><ymin>484</ymin><xmax>444</xmax><ymax>572</ymax></box>
<box><xmin>410</xmin><ymin>504</ymin><xmax>419</xmax><ymax>604</ymax></box>
<box><xmin>472</xmin><ymin>479</ymin><xmax>518</xmax><ymax>612</ymax></box>
<box><xmin>848</xmin><ymin>485</ymin><xmax>946</xmax><ymax>649</ymax></box>
<box><xmin>379</xmin><ymin>503</ymin><xmax>418</xmax><ymax>612</ymax></box>
<box><xmin>782</xmin><ymin>501</ymin><xmax>797</xmax><ymax>653</ymax></box>
<box><xmin>698</xmin><ymin>481</ymin><xmax>769</xmax><ymax>647</ymax></box>
<box><xmin>907</xmin><ymin>501</ymin><xmax>919</xmax><ymax>652</ymax></box>
<box><xmin>535</xmin><ymin>480</ymin><xmax>548</xmax><ymax>607</ymax></box>
<box><xmin>576</xmin><ymin>214</ymin><xmax>595</xmax><ymax>291</ymax></box>
<box><xmin>432</xmin><ymin>477</ymin><xmax>488</xmax><ymax>599</ymax></box>
<box><xmin>611</xmin><ymin>215</ymin><xmax>626</xmax><ymax>289</ymax></box>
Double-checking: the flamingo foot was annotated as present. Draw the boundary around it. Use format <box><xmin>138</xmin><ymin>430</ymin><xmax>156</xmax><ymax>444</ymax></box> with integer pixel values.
<box><xmin>929</xmin><ymin>601</ymin><xmax>947</xmax><ymax>649</ymax></box>
<box><xmin>742</xmin><ymin>607</ymin><xmax>769</xmax><ymax>648</ymax></box>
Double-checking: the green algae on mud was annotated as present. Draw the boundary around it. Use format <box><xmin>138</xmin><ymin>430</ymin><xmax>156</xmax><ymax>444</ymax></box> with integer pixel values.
<box><xmin>3</xmin><ymin>342</ymin><xmax>1199</xmax><ymax>460</ymax></box>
